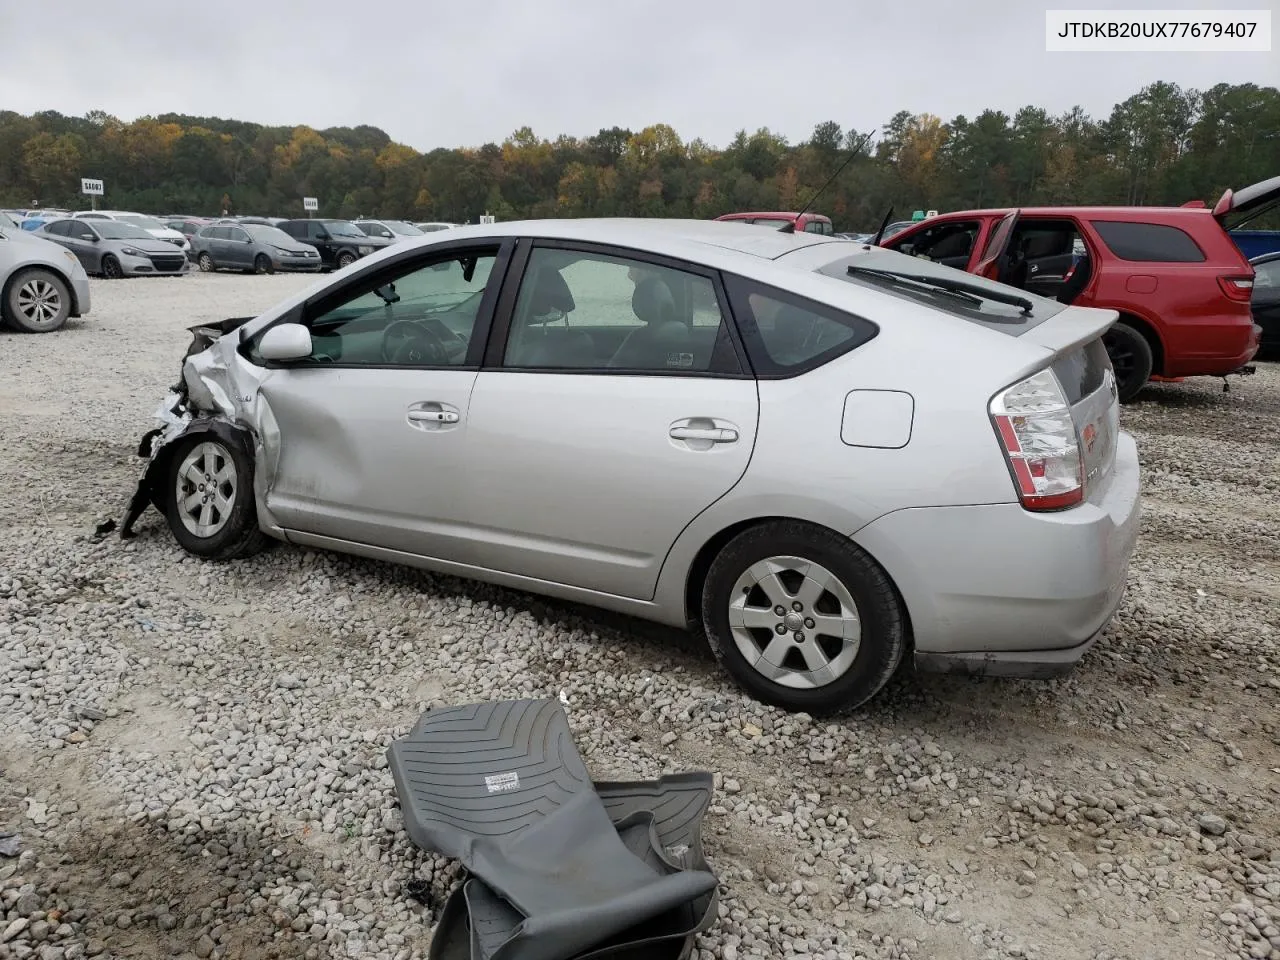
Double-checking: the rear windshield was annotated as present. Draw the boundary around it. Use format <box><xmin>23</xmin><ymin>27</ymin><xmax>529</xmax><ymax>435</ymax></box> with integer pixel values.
<box><xmin>813</xmin><ymin>248</ymin><xmax>1066</xmax><ymax>335</ymax></box>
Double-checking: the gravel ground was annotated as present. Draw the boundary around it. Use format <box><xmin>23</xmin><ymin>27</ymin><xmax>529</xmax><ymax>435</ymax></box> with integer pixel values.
<box><xmin>1</xmin><ymin>273</ymin><xmax>1278</xmax><ymax>960</ymax></box>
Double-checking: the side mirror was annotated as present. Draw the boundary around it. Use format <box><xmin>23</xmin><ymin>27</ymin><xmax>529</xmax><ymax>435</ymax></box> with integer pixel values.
<box><xmin>258</xmin><ymin>323</ymin><xmax>313</xmax><ymax>362</ymax></box>
<box><xmin>81</xmin><ymin>233</ymin><xmax>97</xmax><ymax>241</ymax></box>
<box><xmin>316</xmin><ymin>231</ymin><xmax>330</xmax><ymax>241</ymax></box>
<box><xmin>381</xmin><ymin>230</ymin><xmax>393</xmax><ymax>238</ymax></box>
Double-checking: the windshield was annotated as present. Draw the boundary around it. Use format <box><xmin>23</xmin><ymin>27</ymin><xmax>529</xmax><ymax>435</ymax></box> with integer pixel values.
<box><xmin>244</xmin><ymin>225</ymin><xmax>296</xmax><ymax>245</ymax></box>
<box><xmin>383</xmin><ymin>220</ymin><xmax>424</xmax><ymax>236</ymax></box>
<box><xmin>323</xmin><ymin>221</ymin><xmax>366</xmax><ymax>238</ymax></box>
<box><xmin>119</xmin><ymin>214</ymin><xmax>166</xmax><ymax>231</ymax></box>
<box><xmin>96</xmin><ymin>221</ymin><xmax>154</xmax><ymax>241</ymax></box>
<box><xmin>813</xmin><ymin>247</ymin><xmax>1066</xmax><ymax>334</ymax></box>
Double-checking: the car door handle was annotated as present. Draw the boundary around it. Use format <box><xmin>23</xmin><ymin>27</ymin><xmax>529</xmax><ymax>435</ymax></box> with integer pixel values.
<box><xmin>408</xmin><ymin>409</ymin><xmax>459</xmax><ymax>424</ymax></box>
<box><xmin>669</xmin><ymin>426</ymin><xmax>737</xmax><ymax>443</ymax></box>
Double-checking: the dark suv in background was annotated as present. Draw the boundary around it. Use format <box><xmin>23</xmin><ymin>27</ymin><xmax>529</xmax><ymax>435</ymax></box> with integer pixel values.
<box><xmin>276</xmin><ymin>219</ymin><xmax>394</xmax><ymax>270</ymax></box>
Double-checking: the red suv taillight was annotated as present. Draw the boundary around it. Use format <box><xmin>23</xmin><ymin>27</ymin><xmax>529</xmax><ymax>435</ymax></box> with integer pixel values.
<box><xmin>1217</xmin><ymin>275</ymin><xmax>1254</xmax><ymax>302</ymax></box>
<box><xmin>990</xmin><ymin>369</ymin><xmax>1084</xmax><ymax>511</ymax></box>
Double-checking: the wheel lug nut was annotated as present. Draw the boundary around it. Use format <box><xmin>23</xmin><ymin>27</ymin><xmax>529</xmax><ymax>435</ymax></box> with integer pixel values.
<box><xmin>793</xmin><ymin>632</ymin><xmax>804</xmax><ymax>642</ymax></box>
<box><xmin>804</xmin><ymin>617</ymin><xmax>815</xmax><ymax>629</ymax></box>
<box><xmin>774</xmin><ymin>606</ymin><xmax>785</xmax><ymax>616</ymax></box>
<box><xmin>792</xmin><ymin>601</ymin><xmax>803</xmax><ymax>612</ymax></box>
<box><xmin>775</xmin><ymin>624</ymin><xmax>787</xmax><ymax>635</ymax></box>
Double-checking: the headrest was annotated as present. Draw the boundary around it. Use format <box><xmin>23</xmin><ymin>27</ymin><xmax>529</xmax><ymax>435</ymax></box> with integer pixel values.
<box><xmin>526</xmin><ymin>268</ymin><xmax>575</xmax><ymax>320</ymax></box>
<box><xmin>631</xmin><ymin>276</ymin><xmax>676</xmax><ymax>326</ymax></box>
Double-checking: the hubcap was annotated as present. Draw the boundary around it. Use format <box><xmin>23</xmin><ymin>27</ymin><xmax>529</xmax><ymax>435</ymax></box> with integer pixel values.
<box><xmin>17</xmin><ymin>279</ymin><xmax>62</xmax><ymax>325</ymax></box>
<box><xmin>728</xmin><ymin>556</ymin><xmax>861</xmax><ymax>690</ymax></box>
<box><xmin>175</xmin><ymin>442</ymin><xmax>236</xmax><ymax>538</ymax></box>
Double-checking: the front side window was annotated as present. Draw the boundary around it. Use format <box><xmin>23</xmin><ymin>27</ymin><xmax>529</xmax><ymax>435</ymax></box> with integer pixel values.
<box><xmin>228</xmin><ymin>228</ymin><xmax>250</xmax><ymax>243</ymax></box>
<box><xmin>322</xmin><ymin>221</ymin><xmax>367</xmax><ymax>239</ymax></box>
<box><xmin>724</xmin><ymin>275</ymin><xmax>878</xmax><ymax>377</ymax></box>
<box><xmin>1090</xmin><ymin>220</ymin><xmax>1206</xmax><ymax>263</ymax></box>
<box><xmin>249</xmin><ymin>250</ymin><xmax>498</xmax><ymax>367</ymax></box>
<box><xmin>502</xmin><ymin>247</ymin><xmax>739</xmax><ymax>374</ymax></box>
<box><xmin>896</xmin><ymin>220</ymin><xmax>982</xmax><ymax>264</ymax></box>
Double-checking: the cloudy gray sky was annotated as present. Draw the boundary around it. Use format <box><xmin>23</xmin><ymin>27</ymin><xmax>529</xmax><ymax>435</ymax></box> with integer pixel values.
<box><xmin>2</xmin><ymin>0</ymin><xmax>1276</xmax><ymax>150</ymax></box>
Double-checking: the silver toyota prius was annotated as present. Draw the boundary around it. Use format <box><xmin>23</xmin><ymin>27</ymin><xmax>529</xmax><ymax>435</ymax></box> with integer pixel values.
<box><xmin>120</xmin><ymin>219</ymin><xmax>1141</xmax><ymax>713</ymax></box>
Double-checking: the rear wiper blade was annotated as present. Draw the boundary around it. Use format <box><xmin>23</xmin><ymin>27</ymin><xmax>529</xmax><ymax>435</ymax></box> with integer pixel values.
<box><xmin>846</xmin><ymin>264</ymin><xmax>1035</xmax><ymax>316</ymax></box>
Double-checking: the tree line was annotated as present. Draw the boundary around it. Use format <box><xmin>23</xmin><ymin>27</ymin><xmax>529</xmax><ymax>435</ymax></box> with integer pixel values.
<box><xmin>1</xmin><ymin>81</ymin><xmax>1277</xmax><ymax>231</ymax></box>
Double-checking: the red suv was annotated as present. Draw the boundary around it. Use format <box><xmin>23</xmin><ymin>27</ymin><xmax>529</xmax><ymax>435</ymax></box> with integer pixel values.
<box><xmin>715</xmin><ymin>211</ymin><xmax>835</xmax><ymax>235</ymax></box>
<box><xmin>879</xmin><ymin>177</ymin><xmax>1278</xmax><ymax>401</ymax></box>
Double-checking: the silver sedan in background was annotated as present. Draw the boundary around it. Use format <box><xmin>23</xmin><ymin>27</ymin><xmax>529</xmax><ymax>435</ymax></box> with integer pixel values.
<box><xmin>36</xmin><ymin>218</ymin><xmax>190</xmax><ymax>278</ymax></box>
<box><xmin>120</xmin><ymin>218</ymin><xmax>1140</xmax><ymax>714</ymax></box>
<box><xmin>0</xmin><ymin>217</ymin><xmax>91</xmax><ymax>332</ymax></box>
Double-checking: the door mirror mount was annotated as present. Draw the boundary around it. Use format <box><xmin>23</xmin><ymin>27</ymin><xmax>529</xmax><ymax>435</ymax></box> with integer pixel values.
<box><xmin>257</xmin><ymin>323</ymin><xmax>313</xmax><ymax>362</ymax></box>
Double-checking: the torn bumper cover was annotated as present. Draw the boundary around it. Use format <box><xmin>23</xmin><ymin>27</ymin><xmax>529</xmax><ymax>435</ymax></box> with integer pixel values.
<box><xmin>119</xmin><ymin>316</ymin><xmax>262</xmax><ymax>538</ymax></box>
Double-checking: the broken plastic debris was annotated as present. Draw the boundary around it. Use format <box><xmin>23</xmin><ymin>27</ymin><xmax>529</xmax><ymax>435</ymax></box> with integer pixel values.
<box><xmin>0</xmin><ymin>833</ymin><xmax>20</xmax><ymax>857</ymax></box>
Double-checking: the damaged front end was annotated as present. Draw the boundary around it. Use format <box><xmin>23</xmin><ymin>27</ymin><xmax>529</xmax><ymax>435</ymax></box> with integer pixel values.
<box><xmin>120</xmin><ymin>316</ymin><xmax>274</xmax><ymax>538</ymax></box>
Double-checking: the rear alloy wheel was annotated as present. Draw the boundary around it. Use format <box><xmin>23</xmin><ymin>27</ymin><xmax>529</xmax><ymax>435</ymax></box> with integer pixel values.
<box><xmin>702</xmin><ymin>521</ymin><xmax>906</xmax><ymax>714</ymax></box>
<box><xmin>101</xmin><ymin>255</ymin><xmax>124</xmax><ymax>279</ymax></box>
<box><xmin>253</xmin><ymin>254</ymin><xmax>273</xmax><ymax>275</ymax></box>
<box><xmin>197</xmin><ymin>252</ymin><xmax>215</xmax><ymax>272</ymax></box>
<box><xmin>1102</xmin><ymin>321</ymin><xmax>1154</xmax><ymax>403</ymax></box>
<box><xmin>163</xmin><ymin>434</ymin><xmax>267</xmax><ymax>560</ymax></box>
<box><xmin>336</xmin><ymin>251</ymin><xmax>356</xmax><ymax>269</ymax></box>
<box><xmin>4</xmin><ymin>269</ymin><xmax>71</xmax><ymax>333</ymax></box>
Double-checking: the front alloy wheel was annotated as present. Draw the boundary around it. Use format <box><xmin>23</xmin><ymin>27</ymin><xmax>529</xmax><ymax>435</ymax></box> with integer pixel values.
<box><xmin>163</xmin><ymin>433</ymin><xmax>268</xmax><ymax>560</ymax></box>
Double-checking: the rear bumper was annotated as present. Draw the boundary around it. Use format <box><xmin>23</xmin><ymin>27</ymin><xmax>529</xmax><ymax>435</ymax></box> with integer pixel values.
<box><xmin>852</xmin><ymin>431</ymin><xmax>1140</xmax><ymax>660</ymax></box>
<box><xmin>1163</xmin><ymin>320</ymin><xmax>1261</xmax><ymax>376</ymax></box>
<box><xmin>914</xmin><ymin>630</ymin><xmax>1099</xmax><ymax>679</ymax></box>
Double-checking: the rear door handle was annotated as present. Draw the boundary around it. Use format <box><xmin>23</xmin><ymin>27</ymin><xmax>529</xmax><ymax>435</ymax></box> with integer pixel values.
<box><xmin>408</xmin><ymin>409</ymin><xmax>459</xmax><ymax>424</ymax></box>
<box><xmin>669</xmin><ymin>426</ymin><xmax>737</xmax><ymax>443</ymax></box>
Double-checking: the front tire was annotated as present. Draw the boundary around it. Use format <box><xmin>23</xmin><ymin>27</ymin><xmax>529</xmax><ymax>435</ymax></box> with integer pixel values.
<box><xmin>336</xmin><ymin>251</ymin><xmax>356</xmax><ymax>269</ymax></box>
<box><xmin>101</xmin><ymin>255</ymin><xmax>124</xmax><ymax>280</ymax></box>
<box><xmin>1103</xmin><ymin>321</ymin><xmax>1153</xmax><ymax>403</ymax></box>
<box><xmin>254</xmin><ymin>254</ymin><xmax>273</xmax><ymax>275</ymax></box>
<box><xmin>197</xmin><ymin>252</ymin><xmax>215</xmax><ymax>273</ymax></box>
<box><xmin>4</xmin><ymin>269</ymin><xmax>72</xmax><ymax>333</ymax></box>
<box><xmin>701</xmin><ymin>521</ymin><xmax>906</xmax><ymax>714</ymax></box>
<box><xmin>163</xmin><ymin>434</ymin><xmax>267</xmax><ymax>560</ymax></box>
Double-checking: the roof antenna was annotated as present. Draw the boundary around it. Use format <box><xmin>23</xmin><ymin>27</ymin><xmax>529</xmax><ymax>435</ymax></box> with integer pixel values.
<box><xmin>867</xmin><ymin>204</ymin><xmax>895</xmax><ymax>247</ymax></box>
<box><xmin>779</xmin><ymin>129</ymin><xmax>875</xmax><ymax>234</ymax></box>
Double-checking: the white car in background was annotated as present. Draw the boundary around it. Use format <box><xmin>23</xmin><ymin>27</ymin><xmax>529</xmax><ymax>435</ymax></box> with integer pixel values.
<box><xmin>414</xmin><ymin>222</ymin><xmax>461</xmax><ymax>233</ymax></box>
<box><xmin>0</xmin><ymin>215</ymin><xmax>91</xmax><ymax>332</ymax></box>
<box><xmin>72</xmin><ymin>210</ymin><xmax>190</xmax><ymax>252</ymax></box>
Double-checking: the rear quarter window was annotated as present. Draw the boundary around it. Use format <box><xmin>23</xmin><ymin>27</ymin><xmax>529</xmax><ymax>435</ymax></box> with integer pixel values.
<box><xmin>723</xmin><ymin>275</ymin><xmax>878</xmax><ymax>378</ymax></box>
<box><xmin>1090</xmin><ymin>220</ymin><xmax>1206</xmax><ymax>263</ymax></box>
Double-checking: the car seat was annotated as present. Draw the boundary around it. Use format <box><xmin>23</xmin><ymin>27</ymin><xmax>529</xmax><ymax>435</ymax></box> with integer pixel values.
<box><xmin>509</xmin><ymin>268</ymin><xmax>596</xmax><ymax>368</ymax></box>
<box><xmin>1057</xmin><ymin>253</ymin><xmax>1093</xmax><ymax>305</ymax></box>
<box><xmin>609</xmin><ymin>277</ymin><xmax>694</xmax><ymax>370</ymax></box>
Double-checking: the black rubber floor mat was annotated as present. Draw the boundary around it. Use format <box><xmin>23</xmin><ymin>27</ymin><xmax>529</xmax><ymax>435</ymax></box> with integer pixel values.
<box><xmin>389</xmin><ymin>701</ymin><xmax>718</xmax><ymax>960</ymax></box>
<box><xmin>426</xmin><ymin>774</ymin><xmax>718</xmax><ymax>960</ymax></box>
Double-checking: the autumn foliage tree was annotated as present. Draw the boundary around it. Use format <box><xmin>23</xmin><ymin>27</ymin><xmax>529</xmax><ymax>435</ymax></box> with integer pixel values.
<box><xmin>2</xmin><ymin>81</ymin><xmax>1277</xmax><ymax>229</ymax></box>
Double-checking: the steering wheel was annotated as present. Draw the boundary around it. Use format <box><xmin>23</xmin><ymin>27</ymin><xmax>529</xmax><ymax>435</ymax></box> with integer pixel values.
<box><xmin>381</xmin><ymin>320</ymin><xmax>450</xmax><ymax>365</ymax></box>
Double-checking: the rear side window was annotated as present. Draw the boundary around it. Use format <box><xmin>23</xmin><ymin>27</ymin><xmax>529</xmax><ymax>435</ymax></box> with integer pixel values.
<box><xmin>1090</xmin><ymin>221</ymin><xmax>1205</xmax><ymax>263</ymax></box>
<box><xmin>724</xmin><ymin>275</ymin><xmax>877</xmax><ymax>377</ymax></box>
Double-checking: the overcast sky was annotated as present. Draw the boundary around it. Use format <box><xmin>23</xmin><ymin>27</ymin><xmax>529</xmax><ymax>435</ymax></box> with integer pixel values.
<box><xmin>2</xmin><ymin>0</ymin><xmax>1276</xmax><ymax>150</ymax></box>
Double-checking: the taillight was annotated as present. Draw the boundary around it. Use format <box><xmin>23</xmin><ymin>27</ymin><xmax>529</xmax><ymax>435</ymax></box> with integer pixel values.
<box><xmin>990</xmin><ymin>369</ymin><xmax>1084</xmax><ymax>511</ymax></box>
<box><xmin>1218</xmin><ymin>275</ymin><xmax>1254</xmax><ymax>302</ymax></box>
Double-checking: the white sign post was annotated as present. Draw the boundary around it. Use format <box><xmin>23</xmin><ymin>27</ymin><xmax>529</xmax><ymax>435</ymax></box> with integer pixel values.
<box><xmin>925</xmin><ymin>209</ymin><xmax>938</xmax><ymax>219</ymax></box>
<box><xmin>479</xmin><ymin>213</ymin><xmax>496</xmax><ymax>225</ymax></box>
<box><xmin>302</xmin><ymin>197</ymin><xmax>318</xmax><ymax>217</ymax></box>
<box><xmin>81</xmin><ymin>177</ymin><xmax>104</xmax><ymax>211</ymax></box>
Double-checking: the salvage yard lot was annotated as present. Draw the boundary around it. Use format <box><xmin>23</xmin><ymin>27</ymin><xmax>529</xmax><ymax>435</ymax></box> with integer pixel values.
<box><xmin>1</xmin><ymin>273</ymin><xmax>1278</xmax><ymax>960</ymax></box>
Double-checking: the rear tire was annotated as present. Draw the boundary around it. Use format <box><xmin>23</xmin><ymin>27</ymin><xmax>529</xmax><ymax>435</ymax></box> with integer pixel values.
<box><xmin>1103</xmin><ymin>321</ymin><xmax>1153</xmax><ymax>403</ymax></box>
<box><xmin>4</xmin><ymin>269</ymin><xmax>72</xmax><ymax>333</ymax></box>
<box><xmin>254</xmin><ymin>254</ymin><xmax>273</xmax><ymax>275</ymax></box>
<box><xmin>163</xmin><ymin>433</ymin><xmax>268</xmax><ymax>560</ymax></box>
<box><xmin>101</xmin><ymin>255</ymin><xmax>123</xmax><ymax>280</ymax></box>
<box><xmin>701</xmin><ymin>520</ymin><xmax>906</xmax><ymax>715</ymax></box>
<box><xmin>197</xmin><ymin>252</ymin><xmax>215</xmax><ymax>273</ymax></box>
<box><xmin>336</xmin><ymin>250</ymin><xmax>356</xmax><ymax>269</ymax></box>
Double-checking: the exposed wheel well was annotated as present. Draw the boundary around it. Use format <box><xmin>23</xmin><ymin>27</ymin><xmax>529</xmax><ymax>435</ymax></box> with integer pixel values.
<box><xmin>1116</xmin><ymin>312</ymin><xmax>1164</xmax><ymax>376</ymax></box>
<box><xmin>1</xmin><ymin>264</ymin><xmax>82</xmax><ymax>318</ymax></box>
<box><xmin>682</xmin><ymin>516</ymin><xmax>915</xmax><ymax>653</ymax></box>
